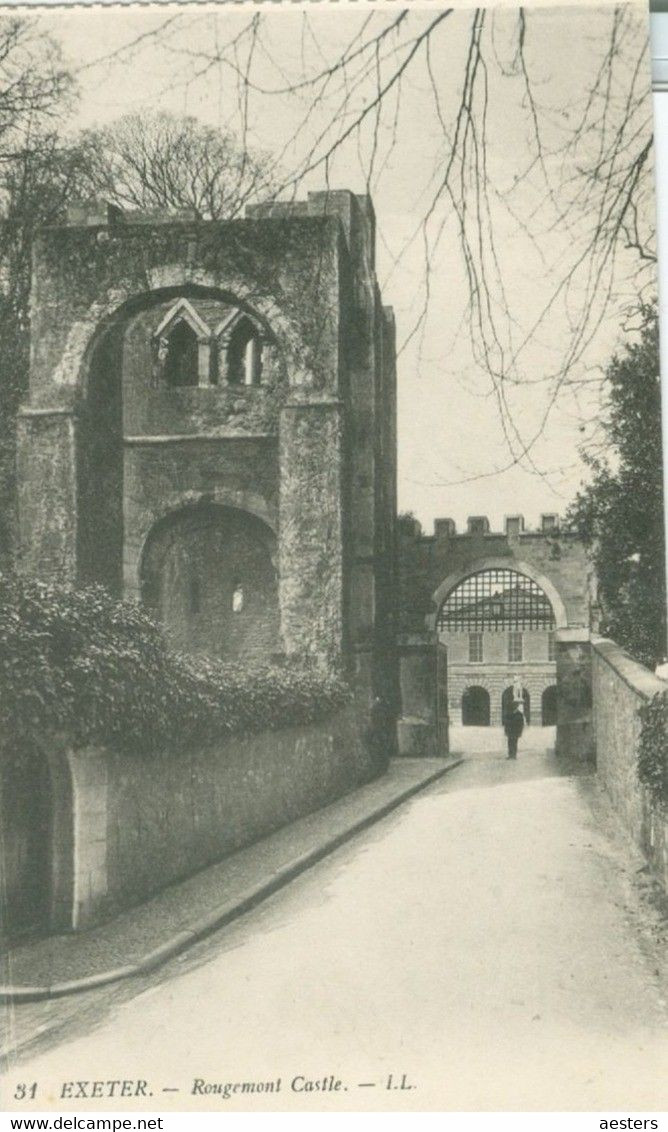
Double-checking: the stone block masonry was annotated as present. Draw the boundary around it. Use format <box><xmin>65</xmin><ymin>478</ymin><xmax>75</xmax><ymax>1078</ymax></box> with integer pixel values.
<box><xmin>40</xmin><ymin>703</ymin><xmax>377</xmax><ymax>931</ymax></box>
<box><xmin>9</xmin><ymin>190</ymin><xmax>400</xmax><ymax>938</ymax></box>
<box><xmin>17</xmin><ymin>411</ymin><xmax>77</xmax><ymax>583</ymax></box>
<box><xmin>396</xmin><ymin>516</ymin><xmax>591</xmax><ymax>742</ymax></box>
<box><xmin>18</xmin><ymin>191</ymin><xmax>397</xmax><ymax>684</ymax></box>
<box><xmin>592</xmin><ymin>637</ymin><xmax>668</xmax><ymax>893</ymax></box>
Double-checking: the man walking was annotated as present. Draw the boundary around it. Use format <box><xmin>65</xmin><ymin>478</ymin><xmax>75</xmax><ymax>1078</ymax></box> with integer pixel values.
<box><xmin>503</xmin><ymin>699</ymin><xmax>525</xmax><ymax>760</ymax></box>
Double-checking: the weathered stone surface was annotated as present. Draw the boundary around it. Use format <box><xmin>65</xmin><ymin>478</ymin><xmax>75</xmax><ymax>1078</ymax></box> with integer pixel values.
<box><xmin>555</xmin><ymin>628</ymin><xmax>593</xmax><ymax>759</ymax></box>
<box><xmin>122</xmin><ymin>436</ymin><xmax>279</xmax><ymax>607</ymax></box>
<box><xmin>19</xmin><ymin>191</ymin><xmax>397</xmax><ymax>698</ymax></box>
<box><xmin>17</xmin><ymin>411</ymin><xmax>78</xmax><ymax>583</ymax></box>
<box><xmin>68</xmin><ymin>704</ymin><xmax>377</xmax><ymax>927</ymax></box>
<box><xmin>592</xmin><ymin>637</ymin><xmax>668</xmax><ymax>892</ymax></box>
<box><xmin>279</xmin><ymin>402</ymin><xmax>344</xmax><ymax>658</ymax></box>
<box><xmin>396</xmin><ymin>633</ymin><xmax>447</xmax><ymax>757</ymax></box>
<box><xmin>29</xmin><ymin>217</ymin><xmax>341</xmax><ymax>400</ymax></box>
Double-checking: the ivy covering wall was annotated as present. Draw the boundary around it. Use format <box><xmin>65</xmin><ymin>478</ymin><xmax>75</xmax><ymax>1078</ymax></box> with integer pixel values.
<box><xmin>638</xmin><ymin>691</ymin><xmax>668</xmax><ymax>808</ymax></box>
<box><xmin>0</xmin><ymin>573</ymin><xmax>349</xmax><ymax>755</ymax></box>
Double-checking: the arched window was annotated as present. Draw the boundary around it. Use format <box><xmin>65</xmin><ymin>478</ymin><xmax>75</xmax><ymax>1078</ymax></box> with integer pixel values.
<box><xmin>437</xmin><ymin>568</ymin><xmax>556</xmax><ymax>631</ymax></box>
<box><xmin>153</xmin><ymin>299</ymin><xmax>212</xmax><ymax>387</ymax></box>
<box><xmin>227</xmin><ymin>318</ymin><xmax>262</xmax><ymax>386</ymax></box>
<box><xmin>162</xmin><ymin>320</ymin><xmax>199</xmax><ymax>387</ymax></box>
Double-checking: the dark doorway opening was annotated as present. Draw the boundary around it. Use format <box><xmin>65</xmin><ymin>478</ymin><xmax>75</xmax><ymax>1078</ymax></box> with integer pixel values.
<box><xmin>542</xmin><ymin>684</ymin><xmax>558</xmax><ymax>726</ymax></box>
<box><xmin>462</xmin><ymin>685</ymin><xmax>491</xmax><ymax>726</ymax></box>
<box><xmin>502</xmin><ymin>685</ymin><xmax>531</xmax><ymax>725</ymax></box>
<box><xmin>0</xmin><ymin>744</ymin><xmax>52</xmax><ymax>940</ymax></box>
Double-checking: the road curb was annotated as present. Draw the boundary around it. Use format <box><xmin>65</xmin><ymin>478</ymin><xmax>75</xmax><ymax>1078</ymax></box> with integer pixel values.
<box><xmin>1</xmin><ymin>758</ymin><xmax>463</xmax><ymax>1005</ymax></box>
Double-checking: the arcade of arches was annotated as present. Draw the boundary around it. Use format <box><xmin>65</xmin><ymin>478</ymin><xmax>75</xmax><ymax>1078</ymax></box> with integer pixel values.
<box><xmin>461</xmin><ymin>684</ymin><xmax>557</xmax><ymax>727</ymax></box>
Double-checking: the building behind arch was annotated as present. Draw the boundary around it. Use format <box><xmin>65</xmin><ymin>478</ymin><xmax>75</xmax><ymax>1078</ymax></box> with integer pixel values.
<box><xmin>397</xmin><ymin>512</ymin><xmax>594</xmax><ymax>734</ymax></box>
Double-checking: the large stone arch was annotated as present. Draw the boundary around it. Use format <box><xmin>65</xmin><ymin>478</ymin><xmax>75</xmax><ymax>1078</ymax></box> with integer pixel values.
<box><xmin>51</xmin><ymin>269</ymin><xmax>307</xmax><ymax>395</ymax></box>
<box><xmin>138</xmin><ymin>500</ymin><xmax>279</xmax><ymax>661</ymax></box>
<box><xmin>75</xmin><ymin>281</ymin><xmax>286</xmax><ymax>596</ymax></box>
<box><xmin>427</xmin><ymin>556</ymin><xmax>569</xmax><ymax>631</ymax></box>
<box><xmin>125</xmin><ymin>486</ymin><xmax>277</xmax><ymax>602</ymax></box>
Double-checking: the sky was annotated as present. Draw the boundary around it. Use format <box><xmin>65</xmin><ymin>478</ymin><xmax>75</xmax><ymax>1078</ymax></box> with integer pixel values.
<box><xmin>32</xmin><ymin>0</ymin><xmax>658</xmax><ymax>534</ymax></box>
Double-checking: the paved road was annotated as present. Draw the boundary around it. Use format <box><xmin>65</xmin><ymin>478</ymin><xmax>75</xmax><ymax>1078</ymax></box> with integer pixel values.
<box><xmin>3</xmin><ymin>739</ymin><xmax>667</xmax><ymax>1111</ymax></box>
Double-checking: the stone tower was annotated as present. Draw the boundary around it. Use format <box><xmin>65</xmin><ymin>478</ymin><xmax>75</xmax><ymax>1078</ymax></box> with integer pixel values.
<box><xmin>17</xmin><ymin>191</ymin><xmax>397</xmax><ymax>718</ymax></box>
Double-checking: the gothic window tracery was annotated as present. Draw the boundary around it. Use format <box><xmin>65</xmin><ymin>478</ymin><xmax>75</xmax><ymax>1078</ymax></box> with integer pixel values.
<box><xmin>216</xmin><ymin>312</ymin><xmax>264</xmax><ymax>386</ymax></box>
<box><xmin>153</xmin><ymin>299</ymin><xmax>212</xmax><ymax>387</ymax></box>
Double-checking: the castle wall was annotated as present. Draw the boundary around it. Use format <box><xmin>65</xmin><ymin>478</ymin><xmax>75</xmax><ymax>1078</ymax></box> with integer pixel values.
<box><xmin>19</xmin><ymin>703</ymin><xmax>378</xmax><ymax>932</ymax></box>
<box><xmin>11</xmin><ymin>192</ymin><xmax>401</xmax><ymax>937</ymax></box>
<box><xmin>18</xmin><ymin>191</ymin><xmax>397</xmax><ymax>692</ymax></box>
<box><xmin>123</xmin><ymin>436</ymin><xmax>279</xmax><ymax>603</ymax></box>
<box><xmin>17</xmin><ymin>411</ymin><xmax>77</xmax><ymax>584</ymax></box>
<box><xmin>399</xmin><ymin>524</ymin><xmax>591</xmax><ymax>634</ymax></box>
<box><xmin>397</xmin><ymin>517</ymin><xmax>590</xmax><ymax>734</ymax></box>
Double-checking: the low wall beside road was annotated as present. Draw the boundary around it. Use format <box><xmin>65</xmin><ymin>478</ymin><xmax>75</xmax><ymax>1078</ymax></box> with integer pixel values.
<box><xmin>592</xmin><ymin>637</ymin><xmax>668</xmax><ymax>892</ymax></box>
<box><xmin>17</xmin><ymin>704</ymin><xmax>380</xmax><ymax>934</ymax></box>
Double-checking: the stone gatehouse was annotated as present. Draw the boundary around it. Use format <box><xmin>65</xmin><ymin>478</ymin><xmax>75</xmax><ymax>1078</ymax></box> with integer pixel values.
<box><xmin>17</xmin><ymin>190</ymin><xmax>397</xmax><ymax>694</ymax></box>
<box><xmin>398</xmin><ymin>513</ymin><xmax>593</xmax><ymax>731</ymax></box>
<box><xmin>7</xmin><ymin>189</ymin><xmax>400</xmax><ymax>935</ymax></box>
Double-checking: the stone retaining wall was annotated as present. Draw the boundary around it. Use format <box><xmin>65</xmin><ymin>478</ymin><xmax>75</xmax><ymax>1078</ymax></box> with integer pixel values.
<box><xmin>50</xmin><ymin>703</ymin><xmax>379</xmax><ymax>930</ymax></box>
<box><xmin>592</xmin><ymin>637</ymin><xmax>667</xmax><ymax>892</ymax></box>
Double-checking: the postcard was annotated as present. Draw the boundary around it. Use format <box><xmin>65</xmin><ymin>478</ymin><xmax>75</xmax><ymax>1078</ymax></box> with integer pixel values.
<box><xmin>0</xmin><ymin>0</ymin><xmax>666</xmax><ymax>1114</ymax></box>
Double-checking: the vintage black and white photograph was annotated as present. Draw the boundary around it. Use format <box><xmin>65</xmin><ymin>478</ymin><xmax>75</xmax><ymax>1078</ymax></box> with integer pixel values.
<box><xmin>0</xmin><ymin>0</ymin><xmax>666</xmax><ymax>1113</ymax></box>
